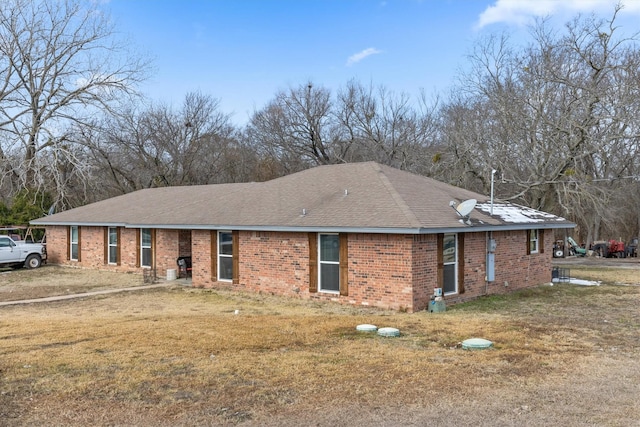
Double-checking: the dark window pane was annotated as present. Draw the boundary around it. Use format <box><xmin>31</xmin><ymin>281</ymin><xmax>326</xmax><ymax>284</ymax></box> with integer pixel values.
<box><xmin>71</xmin><ymin>244</ymin><xmax>78</xmax><ymax>260</ymax></box>
<box><xmin>219</xmin><ymin>256</ymin><xmax>233</xmax><ymax>280</ymax></box>
<box><xmin>142</xmin><ymin>229</ymin><xmax>151</xmax><ymax>246</ymax></box>
<box><xmin>142</xmin><ymin>247</ymin><xmax>151</xmax><ymax>267</ymax></box>
<box><xmin>443</xmin><ymin>264</ymin><xmax>456</xmax><ymax>293</ymax></box>
<box><xmin>320</xmin><ymin>234</ymin><xmax>339</xmax><ymax>262</ymax></box>
<box><xmin>109</xmin><ymin>246</ymin><xmax>117</xmax><ymax>264</ymax></box>
<box><xmin>109</xmin><ymin>228</ymin><xmax>117</xmax><ymax>245</ymax></box>
<box><xmin>71</xmin><ymin>226</ymin><xmax>78</xmax><ymax>242</ymax></box>
<box><xmin>320</xmin><ymin>264</ymin><xmax>340</xmax><ymax>292</ymax></box>
<box><xmin>219</xmin><ymin>232</ymin><xmax>232</xmax><ymax>255</ymax></box>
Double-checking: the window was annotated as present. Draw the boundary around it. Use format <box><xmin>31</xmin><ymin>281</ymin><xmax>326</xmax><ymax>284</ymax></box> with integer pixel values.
<box><xmin>443</xmin><ymin>233</ymin><xmax>457</xmax><ymax>294</ymax></box>
<box><xmin>319</xmin><ymin>234</ymin><xmax>340</xmax><ymax>292</ymax></box>
<box><xmin>218</xmin><ymin>231</ymin><xmax>233</xmax><ymax>281</ymax></box>
<box><xmin>0</xmin><ymin>237</ymin><xmax>14</xmax><ymax>248</ymax></box>
<box><xmin>70</xmin><ymin>226</ymin><xmax>79</xmax><ymax>261</ymax></box>
<box><xmin>108</xmin><ymin>227</ymin><xmax>118</xmax><ymax>264</ymax></box>
<box><xmin>529</xmin><ymin>229</ymin><xmax>539</xmax><ymax>254</ymax></box>
<box><xmin>141</xmin><ymin>228</ymin><xmax>152</xmax><ymax>268</ymax></box>
<box><xmin>309</xmin><ymin>233</ymin><xmax>348</xmax><ymax>295</ymax></box>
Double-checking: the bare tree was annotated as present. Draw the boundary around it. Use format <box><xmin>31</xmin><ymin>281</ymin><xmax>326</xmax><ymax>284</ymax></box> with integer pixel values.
<box><xmin>0</xmin><ymin>0</ymin><xmax>149</xmax><ymax>201</ymax></box>
<box><xmin>335</xmin><ymin>80</ymin><xmax>439</xmax><ymax>172</ymax></box>
<box><xmin>84</xmin><ymin>92</ymin><xmax>239</xmax><ymax>199</ymax></box>
<box><xmin>246</xmin><ymin>80</ymin><xmax>439</xmax><ymax>175</ymax></box>
<box><xmin>246</xmin><ymin>82</ymin><xmax>350</xmax><ymax>171</ymax></box>
<box><xmin>440</xmin><ymin>6</ymin><xmax>640</xmax><ymax>242</ymax></box>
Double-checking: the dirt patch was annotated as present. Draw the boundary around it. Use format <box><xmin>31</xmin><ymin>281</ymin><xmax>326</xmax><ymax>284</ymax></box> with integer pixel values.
<box><xmin>0</xmin><ymin>265</ymin><xmax>147</xmax><ymax>302</ymax></box>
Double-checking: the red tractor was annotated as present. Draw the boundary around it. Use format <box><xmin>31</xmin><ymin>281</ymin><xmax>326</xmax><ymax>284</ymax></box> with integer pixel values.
<box><xmin>592</xmin><ymin>239</ymin><xmax>627</xmax><ymax>258</ymax></box>
<box><xmin>608</xmin><ymin>239</ymin><xmax>626</xmax><ymax>258</ymax></box>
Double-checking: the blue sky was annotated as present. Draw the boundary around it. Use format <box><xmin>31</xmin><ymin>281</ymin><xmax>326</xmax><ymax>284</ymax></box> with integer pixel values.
<box><xmin>104</xmin><ymin>0</ymin><xmax>640</xmax><ymax>124</ymax></box>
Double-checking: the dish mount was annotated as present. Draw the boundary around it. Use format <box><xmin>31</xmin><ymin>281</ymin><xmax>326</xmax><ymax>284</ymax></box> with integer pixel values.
<box><xmin>449</xmin><ymin>199</ymin><xmax>477</xmax><ymax>225</ymax></box>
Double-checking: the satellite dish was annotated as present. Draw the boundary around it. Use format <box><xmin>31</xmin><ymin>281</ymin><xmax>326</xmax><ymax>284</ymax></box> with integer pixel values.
<box><xmin>456</xmin><ymin>199</ymin><xmax>477</xmax><ymax>217</ymax></box>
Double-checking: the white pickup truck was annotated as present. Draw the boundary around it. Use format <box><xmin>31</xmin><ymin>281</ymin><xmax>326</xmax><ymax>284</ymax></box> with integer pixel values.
<box><xmin>0</xmin><ymin>235</ymin><xmax>47</xmax><ymax>269</ymax></box>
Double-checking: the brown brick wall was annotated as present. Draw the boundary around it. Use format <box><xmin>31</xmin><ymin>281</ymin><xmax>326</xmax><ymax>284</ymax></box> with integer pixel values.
<box><xmin>196</xmin><ymin>231</ymin><xmax>417</xmax><ymax>311</ymax></box>
<box><xmin>45</xmin><ymin>226</ymin><xmax>554</xmax><ymax>312</ymax></box>
<box><xmin>488</xmin><ymin>229</ymin><xmax>552</xmax><ymax>296</ymax></box>
<box><xmin>446</xmin><ymin>229</ymin><xmax>553</xmax><ymax>304</ymax></box>
<box><xmin>411</xmin><ymin>234</ymin><xmax>439</xmax><ymax>311</ymax></box>
<box><xmin>236</xmin><ymin>231</ymin><xmax>309</xmax><ymax>296</ymax></box>
<box><xmin>44</xmin><ymin>226</ymin><xmax>182</xmax><ymax>278</ymax></box>
<box><xmin>191</xmin><ymin>229</ymin><xmax>215</xmax><ymax>287</ymax></box>
<box><xmin>458</xmin><ymin>231</ymin><xmax>490</xmax><ymax>300</ymax></box>
<box><xmin>120</xmin><ymin>228</ymin><xmax>139</xmax><ymax>270</ymax></box>
<box><xmin>345</xmin><ymin>233</ymin><xmax>415</xmax><ymax>311</ymax></box>
<box><xmin>45</xmin><ymin>225</ymin><xmax>68</xmax><ymax>265</ymax></box>
<box><xmin>155</xmin><ymin>229</ymin><xmax>180</xmax><ymax>277</ymax></box>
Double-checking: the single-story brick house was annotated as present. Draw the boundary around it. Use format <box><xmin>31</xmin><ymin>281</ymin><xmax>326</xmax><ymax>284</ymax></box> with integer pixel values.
<box><xmin>32</xmin><ymin>162</ymin><xmax>574</xmax><ymax>312</ymax></box>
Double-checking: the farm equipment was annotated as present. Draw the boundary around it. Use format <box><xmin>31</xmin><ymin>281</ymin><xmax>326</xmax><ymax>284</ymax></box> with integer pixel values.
<box><xmin>591</xmin><ymin>239</ymin><xmax>628</xmax><ymax>258</ymax></box>
<box><xmin>567</xmin><ymin>237</ymin><xmax>586</xmax><ymax>257</ymax></box>
<box><xmin>627</xmin><ymin>238</ymin><xmax>638</xmax><ymax>257</ymax></box>
<box><xmin>553</xmin><ymin>239</ymin><xmax>565</xmax><ymax>258</ymax></box>
<box><xmin>562</xmin><ymin>236</ymin><xmax>637</xmax><ymax>258</ymax></box>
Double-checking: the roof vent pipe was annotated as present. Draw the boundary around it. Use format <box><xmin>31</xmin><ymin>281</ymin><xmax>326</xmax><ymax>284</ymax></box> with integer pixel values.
<box><xmin>301</xmin><ymin>208</ymin><xmax>307</xmax><ymax>216</ymax></box>
<box><xmin>490</xmin><ymin>169</ymin><xmax>497</xmax><ymax>215</ymax></box>
<box><xmin>344</xmin><ymin>189</ymin><xmax>348</xmax><ymax>196</ymax></box>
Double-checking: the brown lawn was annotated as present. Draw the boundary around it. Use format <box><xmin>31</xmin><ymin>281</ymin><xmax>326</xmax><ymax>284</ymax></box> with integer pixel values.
<box><xmin>0</xmin><ymin>261</ymin><xmax>639</xmax><ymax>426</ymax></box>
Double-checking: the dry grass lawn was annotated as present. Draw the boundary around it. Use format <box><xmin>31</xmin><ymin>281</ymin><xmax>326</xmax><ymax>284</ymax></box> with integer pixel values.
<box><xmin>1</xmin><ymin>263</ymin><xmax>639</xmax><ymax>426</ymax></box>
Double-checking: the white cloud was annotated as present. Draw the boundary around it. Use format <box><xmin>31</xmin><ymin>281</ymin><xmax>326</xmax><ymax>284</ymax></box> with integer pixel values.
<box><xmin>346</xmin><ymin>47</ymin><xmax>382</xmax><ymax>66</ymax></box>
<box><xmin>476</xmin><ymin>0</ymin><xmax>640</xmax><ymax>29</ymax></box>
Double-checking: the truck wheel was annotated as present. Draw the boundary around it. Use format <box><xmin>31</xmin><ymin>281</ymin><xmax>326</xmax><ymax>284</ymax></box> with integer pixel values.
<box><xmin>554</xmin><ymin>250</ymin><xmax>564</xmax><ymax>258</ymax></box>
<box><xmin>25</xmin><ymin>254</ymin><xmax>42</xmax><ymax>269</ymax></box>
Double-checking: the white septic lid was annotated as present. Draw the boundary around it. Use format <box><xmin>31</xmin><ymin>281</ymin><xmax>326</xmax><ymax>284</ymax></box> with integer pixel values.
<box><xmin>377</xmin><ymin>327</ymin><xmax>400</xmax><ymax>337</ymax></box>
<box><xmin>462</xmin><ymin>338</ymin><xmax>494</xmax><ymax>350</ymax></box>
<box><xmin>356</xmin><ymin>324</ymin><xmax>378</xmax><ymax>332</ymax></box>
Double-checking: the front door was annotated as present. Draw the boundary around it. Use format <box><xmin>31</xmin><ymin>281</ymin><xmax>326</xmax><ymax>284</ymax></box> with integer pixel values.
<box><xmin>443</xmin><ymin>233</ymin><xmax>457</xmax><ymax>294</ymax></box>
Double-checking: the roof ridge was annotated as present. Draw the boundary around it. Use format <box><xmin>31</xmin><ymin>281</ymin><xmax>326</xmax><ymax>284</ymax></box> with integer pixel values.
<box><xmin>372</xmin><ymin>163</ymin><xmax>422</xmax><ymax>228</ymax></box>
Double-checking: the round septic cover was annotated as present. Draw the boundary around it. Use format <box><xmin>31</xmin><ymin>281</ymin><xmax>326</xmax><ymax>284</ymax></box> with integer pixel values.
<box><xmin>356</xmin><ymin>324</ymin><xmax>378</xmax><ymax>332</ymax></box>
<box><xmin>377</xmin><ymin>327</ymin><xmax>400</xmax><ymax>337</ymax></box>
<box><xmin>462</xmin><ymin>338</ymin><xmax>493</xmax><ymax>350</ymax></box>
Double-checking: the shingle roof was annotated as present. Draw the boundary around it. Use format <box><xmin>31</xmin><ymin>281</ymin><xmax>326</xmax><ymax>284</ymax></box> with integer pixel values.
<box><xmin>32</xmin><ymin>162</ymin><xmax>575</xmax><ymax>233</ymax></box>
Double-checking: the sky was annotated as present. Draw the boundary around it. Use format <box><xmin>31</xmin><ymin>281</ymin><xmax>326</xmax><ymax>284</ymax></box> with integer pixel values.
<box><xmin>104</xmin><ymin>0</ymin><xmax>640</xmax><ymax>125</ymax></box>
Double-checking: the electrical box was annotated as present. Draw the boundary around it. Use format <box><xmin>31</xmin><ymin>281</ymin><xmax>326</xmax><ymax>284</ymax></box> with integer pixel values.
<box><xmin>486</xmin><ymin>252</ymin><xmax>495</xmax><ymax>282</ymax></box>
<box><xmin>488</xmin><ymin>239</ymin><xmax>497</xmax><ymax>253</ymax></box>
<box><xmin>428</xmin><ymin>299</ymin><xmax>446</xmax><ymax>313</ymax></box>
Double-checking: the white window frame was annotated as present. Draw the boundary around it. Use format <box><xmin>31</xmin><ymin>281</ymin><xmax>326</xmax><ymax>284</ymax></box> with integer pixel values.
<box><xmin>70</xmin><ymin>226</ymin><xmax>79</xmax><ymax>261</ymax></box>
<box><xmin>318</xmin><ymin>233</ymin><xmax>340</xmax><ymax>294</ymax></box>
<box><xmin>108</xmin><ymin>227</ymin><xmax>118</xmax><ymax>265</ymax></box>
<box><xmin>443</xmin><ymin>233</ymin><xmax>458</xmax><ymax>295</ymax></box>
<box><xmin>218</xmin><ymin>230</ymin><xmax>233</xmax><ymax>282</ymax></box>
<box><xmin>141</xmin><ymin>228</ymin><xmax>152</xmax><ymax>268</ymax></box>
<box><xmin>529</xmin><ymin>229</ymin><xmax>539</xmax><ymax>254</ymax></box>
